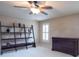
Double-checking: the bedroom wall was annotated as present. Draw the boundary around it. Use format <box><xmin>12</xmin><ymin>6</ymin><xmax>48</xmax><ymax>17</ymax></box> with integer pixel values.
<box><xmin>39</xmin><ymin>14</ymin><xmax>79</xmax><ymax>47</ymax></box>
<box><xmin>0</xmin><ymin>15</ymin><xmax>39</xmax><ymax>44</ymax></box>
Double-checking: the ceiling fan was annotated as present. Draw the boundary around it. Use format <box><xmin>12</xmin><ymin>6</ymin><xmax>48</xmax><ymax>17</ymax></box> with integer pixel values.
<box><xmin>13</xmin><ymin>1</ymin><xmax>53</xmax><ymax>15</ymax></box>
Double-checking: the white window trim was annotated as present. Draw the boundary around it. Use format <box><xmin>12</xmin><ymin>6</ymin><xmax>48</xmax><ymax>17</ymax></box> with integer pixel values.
<box><xmin>42</xmin><ymin>24</ymin><xmax>49</xmax><ymax>41</ymax></box>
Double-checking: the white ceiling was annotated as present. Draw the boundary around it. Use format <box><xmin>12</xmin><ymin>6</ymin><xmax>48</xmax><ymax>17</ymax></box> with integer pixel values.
<box><xmin>0</xmin><ymin>1</ymin><xmax>79</xmax><ymax>21</ymax></box>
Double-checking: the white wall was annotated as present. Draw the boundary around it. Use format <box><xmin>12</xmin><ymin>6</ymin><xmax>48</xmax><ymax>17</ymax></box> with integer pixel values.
<box><xmin>0</xmin><ymin>15</ymin><xmax>39</xmax><ymax>43</ymax></box>
<box><xmin>39</xmin><ymin>14</ymin><xmax>79</xmax><ymax>47</ymax></box>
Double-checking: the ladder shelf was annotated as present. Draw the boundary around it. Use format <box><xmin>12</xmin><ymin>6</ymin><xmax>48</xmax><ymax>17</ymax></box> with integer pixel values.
<box><xmin>0</xmin><ymin>22</ymin><xmax>36</xmax><ymax>54</ymax></box>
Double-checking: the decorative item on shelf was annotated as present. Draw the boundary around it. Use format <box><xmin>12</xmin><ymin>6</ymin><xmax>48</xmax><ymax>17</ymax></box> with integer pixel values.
<box><xmin>6</xmin><ymin>42</ymin><xmax>11</xmax><ymax>47</ymax></box>
<box><xmin>13</xmin><ymin>23</ymin><xmax>15</xmax><ymax>26</ymax></box>
<box><xmin>19</xmin><ymin>23</ymin><xmax>23</xmax><ymax>38</ymax></box>
<box><xmin>28</xmin><ymin>28</ymin><xmax>31</xmax><ymax>36</ymax></box>
<box><xmin>6</xmin><ymin>28</ymin><xmax>10</xmax><ymax>33</ymax></box>
<box><xmin>18</xmin><ymin>23</ymin><xmax>21</xmax><ymax>28</ymax></box>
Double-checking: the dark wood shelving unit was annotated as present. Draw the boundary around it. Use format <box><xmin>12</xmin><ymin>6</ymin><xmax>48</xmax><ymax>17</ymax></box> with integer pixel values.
<box><xmin>1</xmin><ymin>25</ymin><xmax>30</xmax><ymax>28</ymax></box>
<box><xmin>0</xmin><ymin>22</ymin><xmax>36</xmax><ymax>55</ymax></box>
<box><xmin>2</xmin><ymin>42</ymin><xmax>34</xmax><ymax>50</ymax></box>
<box><xmin>2</xmin><ymin>37</ymin><xmax>32</xmax><ymax>40</ymax></box>
<box><xmin>1</xmin><ymin>32</ymin><xmax>31</xmax><ymax>34</ymax></box>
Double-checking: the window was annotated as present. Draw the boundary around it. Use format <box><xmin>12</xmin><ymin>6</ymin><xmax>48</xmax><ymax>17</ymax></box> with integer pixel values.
<box><xmin>42</xmin><ymin>24</ymin><xmax>49</xmax><ymax>40</ymax></box>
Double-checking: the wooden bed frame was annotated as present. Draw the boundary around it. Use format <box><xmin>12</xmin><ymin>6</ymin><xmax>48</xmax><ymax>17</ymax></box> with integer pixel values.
<box><xmin>52</xmin><ymin>37</ymin><xmax>79</xmax><ymax>57</ymax></box>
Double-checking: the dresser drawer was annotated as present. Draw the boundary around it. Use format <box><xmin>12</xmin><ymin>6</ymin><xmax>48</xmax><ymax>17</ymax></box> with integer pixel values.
<box><xmin>53</xmin><ymin>39</ymin><xmax>75</xmax><ymax>50</ymax></box>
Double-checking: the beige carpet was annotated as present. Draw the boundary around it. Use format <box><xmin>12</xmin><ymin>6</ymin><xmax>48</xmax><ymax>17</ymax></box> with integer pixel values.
<box><xmin>0</xmin><ymin>46</ymin><xmax>73</xmax><ymax>57</ymax></box>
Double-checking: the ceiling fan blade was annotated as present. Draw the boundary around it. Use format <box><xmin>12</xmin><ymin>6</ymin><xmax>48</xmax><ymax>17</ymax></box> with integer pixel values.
<box><xmin>41</xmin><ymin>11</ymin><xmax>48</xmax><ymax>15</ymax></box>
<box><xmin>14</xmin><ymin>6</ymin><xmax>28</xmax><ymax>8</ymax></box>
<box><xmin>41</xmin><ymin>6</ymin><xmax>53</xmax><ymax>9</ymax></box>
<box><xmin>28</xmin><ymin>1</ymin><xmax>33</xmax><ymax>4</ymax></box>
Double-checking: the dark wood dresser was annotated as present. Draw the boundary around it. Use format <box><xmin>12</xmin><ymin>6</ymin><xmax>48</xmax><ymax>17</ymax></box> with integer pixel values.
<box><xmin>52</xmin><ymin>37</ymin><xmax>79</xmax><ymax>57</ymax></box>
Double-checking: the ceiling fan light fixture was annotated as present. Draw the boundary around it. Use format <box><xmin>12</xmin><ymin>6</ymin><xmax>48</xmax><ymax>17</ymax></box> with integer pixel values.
<box><xmin>30</xmin><ymin>8</ymin><xmax>40</xmax><ymax>14</ymax></box>
<box><xmin>13</xmin><ymin>1</ymin><xmax>52</xmax><ymax>15</ymax></box>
